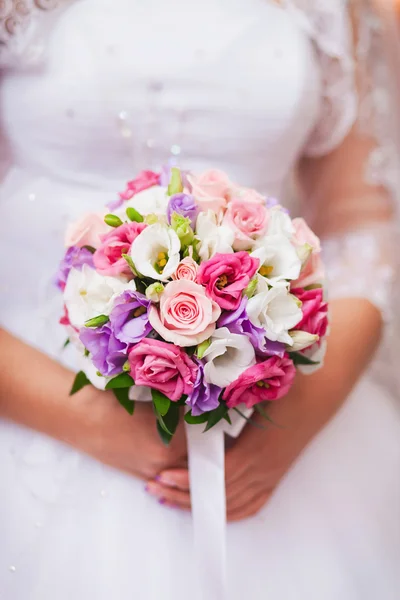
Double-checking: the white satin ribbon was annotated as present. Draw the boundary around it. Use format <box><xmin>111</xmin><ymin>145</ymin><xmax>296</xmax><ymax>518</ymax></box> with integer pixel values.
<box><xmin>185</xmin><ymin>407</ymin><xmax>253</xmax><ymax>600</ymax></box>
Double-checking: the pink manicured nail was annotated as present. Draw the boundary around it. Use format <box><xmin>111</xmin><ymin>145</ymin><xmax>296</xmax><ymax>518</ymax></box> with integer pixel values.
<box><xmin>158</xmin><ymin>497</ymin><xmax>166</xmax><ymax>505</ymax></box>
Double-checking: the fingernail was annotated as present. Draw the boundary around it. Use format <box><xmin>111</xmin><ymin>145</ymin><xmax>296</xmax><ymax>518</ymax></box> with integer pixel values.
<box><xmin>144</xmin><ymin>484</ymin><xmax>149</xmax><ymax>492</ymax></box>
<box><xmin>158</xmin><ymin>497</ymin><xmax>166</xmax><ymax>505</ymax></box>
<box><xmin>158</xmin><ymin>475</ymin><xmax>176</xmax><ymax>487</ymax></box>
<box><xmin>155</xmin><ymin>475</ymin><xmax>161</xmax><ymax>481</ymax></box>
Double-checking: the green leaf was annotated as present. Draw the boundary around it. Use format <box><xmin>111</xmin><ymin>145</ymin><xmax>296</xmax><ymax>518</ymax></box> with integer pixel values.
<box><xmin>254</xmin><ymin>404</ymin><xmax>284</xmax><ymax>429</ymax></box>
<box><xmin>104</xmin><ymin>213</ymin><xmax>123</xmax><ymax>228</ymax></box>
<box><xmin>63</xmin><ymin>338</ymin><xmax>70</xmax><ymax>349</ymax></box>
<box><xmin>82</xmin><ymin>245</ymin><xmax>96</xmax><ymax>254</ymax></box>
<box><xmin>223</xmin><ymin>412</ymin><xmax>232</xmax><ymax>425</ymax></box>
<box><xmin>151</xmin><ymin>389</ymin><xmax>171</xmax><ymax>417</ymax></box>
<box><xmin>204</xmin><ymin>402</ymin><xmax>228</xmax><ymax>432</ymax></box>
<box><xmin>126</xmin><ymin>207</ymin><xmax>144</xmax><ymax>223</ymax></box>
<box><xmin>70</xmin><ymin>370</ymin><xmax>91</xmax><ymax>396</ymax></box>
<box><xmin>184</xmin><ymin>411</ymin><xmax>209</xmax><ymax>425</ymax></box>
<box><xmin>113</xmin><ymin>388</ymin><xmax>135</xmax><ymax>415</ymax></box>
<box><xmin>291</xmin><ymin>352</ymin><xmax>319</xmax><ymax>366</ymax></box>
<box><xmin>85</xmin><ymin>314</ymin><xmax>109</xmax><ymax>328</ymax></box>
<box><xmin>233</xmin><ymin>407</ymin><xmax>265</xmax><ymax>430</ymax></box>
<box><xmin>154</xmin><ymin>401</ymin><xmax>180</xmax><ymax>438</ymax></box>
<box><xmin>105</xmin><ymin>373</ymin><xmax>135</xmax><ymax>389</ymax></box>
<box><xmin>157</xmin><ymin>421</ymin><xmax>173</xmax><ymax>446</ymax></box>
<box><xmin>122</xmin><ymin>253</ymin><xmax>137</xmax><ymax>276</ymax></box>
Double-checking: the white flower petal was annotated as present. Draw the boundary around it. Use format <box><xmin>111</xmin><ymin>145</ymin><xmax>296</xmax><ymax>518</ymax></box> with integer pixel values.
<box><xmin>117</xmin><ymin>186</ymin><xmax>168</xmax><ymax>217</ymax></box>
<box><xmin>252</xmin><ymin>234</ymin><xmax>301</xmax><ymax>284</ymax></box>
<box><xmin>130</xmin><ymin>223</ymin><xmax>181</xmax><ymax>281</ymax></box>
<box><xmin>64</xmin><ymin>265</ymin><xmax>135</xmax><ymax>329</ymax></box>
<box><xmin>196</xmin><ymin>210</ymin><xmax>234</xmax><ymax>261</ymax></box>
<box><xmin>203</xmin><ymin>328</ymin><xmax>255</xmax><ymax>388</ymax></box>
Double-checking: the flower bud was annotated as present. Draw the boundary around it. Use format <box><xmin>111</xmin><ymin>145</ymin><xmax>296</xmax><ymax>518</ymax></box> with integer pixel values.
<box><xmin>145</xmin><ymin>282</ymin><xmax>165</xmax><ymax>303</ymax></box>
<box><xmin>287</xmin><ymin>330</ymin><xmax>318</xmax><ymax>352</ymax></box>
<box><xmin>167</xmin><ymin>167</ymin><xmax>183</xmax><ymax>196</ymax></box>
<box><xmin>104</xmin><ymin>214</ymin><xmax>123</xmax><ymax>228</ymax></box>
<box><xmin>171</xmin><ymin>212</ymin><xmax>194</xmax><ymax>247</ymax></box>
<box><xmin>85</xmin><ymin>314</ymin><xmax>109</xmax><ymax>328</ymax></box>
<box><xmin>244</xmin><ymin>277</ymin><xmax>258</xmax><ymax>298</ymax></box>
<box><xmin>126</xmin><ymin>207</ymin><xmax>144</xmax><ymax>223</ymax></box>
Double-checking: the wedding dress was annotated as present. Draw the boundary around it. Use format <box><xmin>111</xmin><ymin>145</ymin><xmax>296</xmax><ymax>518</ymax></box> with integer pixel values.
<box><xmin>1</xmin><ymin>1</ymin><xmax>400</xmax><ymax>598</ymax></box>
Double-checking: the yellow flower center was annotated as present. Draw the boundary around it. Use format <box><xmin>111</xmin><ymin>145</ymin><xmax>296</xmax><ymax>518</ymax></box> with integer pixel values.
<box><xmin>155</xmin><ymin>251</ymin><xmax>168</xmax><ymax>273</ymax></box>
<box><xmin>216</xmin><ymin>274</ymin><xmax>229</xmax><ymax>290</ymax></box>
<box><xmin>256</xmin><ymin>380</ymin><xmax>270</xmax><ymax>389</ymax></box>
<box><xmin>259</xmin><ymin>265</ymin><xmax>274</xmax><ymax>277</ymax></box>
<box><xmin>133</xmin><ymin>306</ymin><xmax>147</xmax><ymax>318</ymax></box>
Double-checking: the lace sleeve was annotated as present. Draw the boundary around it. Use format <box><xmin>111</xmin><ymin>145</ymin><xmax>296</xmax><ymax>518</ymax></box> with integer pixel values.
<box><xmin>0</xmin><ymin>0</ymin><xmax>64</xmax><ymax>67</ymax></box>
<box><xmin>284</xmin><ymin>0</ymin><xmax>358</xmax><ymax>156</ymax></box>
<box><xmin>295</xmin><ymin>0</ymin><xmax>400</xmax><ymax>391</ymax></box>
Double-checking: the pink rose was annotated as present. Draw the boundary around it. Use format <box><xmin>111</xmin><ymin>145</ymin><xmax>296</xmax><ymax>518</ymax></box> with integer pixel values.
<box><xmin>222</xmin><ymin>356</ymin><xmax>296</xmax><ymax>409</ymax></box>
<box><xmin>65</xmin><ymin>213</ymin><xmax>109</xmax><ymax>249</ymax></box>
<box><xmin>188</xmin><ymin>169</ymin><xmax>233</xmax><ymax>214</ymax></box>
<box><xmin>93</xmin><ymin>221</ymin><xmax>147</xmax><ymax>277</ymax></box>
<box><xmin>172</xmin><ymin>257</ymin><xmax>198</xmax><ymax>282</ymax></box>
<box><xmin>292</xmin><ymin>287</ymin><xmax>328</xmax><ymax>339</ymax></box>
<box><xmin>230</xmin><ymin>186</ymin><xmax>266</xmax><ymax>205</ymax></box>
<box><xmin>148</xmin><ymin>280</ymin><xmax>221</xmax><ymax>347</ymax></box>
<box><xmin>223</xmin><ymin>200</ymin><xmax>269</xmax><ymax>250</ymax></box>
<box><xmin>119</xmin><ymin>170</ymin><xmax>160</xmax><ymax>201</ymax></box>
<box><xmin>196</xmin><ymin>251</ymin><xmax>259</xmax><ymax>311</ymax></box>
<box><xmin>291</xmin><ymin>218</ymin><xmax>324</xmax><ymax>288</ymax></box>
<box><xmin>128</xmin><ymin>338</ymin><xmax>198</xmax><ymax>401</ymax></box>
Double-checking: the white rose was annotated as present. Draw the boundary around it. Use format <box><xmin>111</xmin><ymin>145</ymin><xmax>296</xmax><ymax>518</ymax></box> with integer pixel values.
<box><xmin>117</xmin><ymin>186</ymin><xmax>169</xmax><ymax>217</ymax></box>
<box><xmin>251</xmin><ymin>234</ymin><xmax>301</xmax><ymax>285</ymax></box>
<box><xmin>202</xmin><ymin>327</ymin><xmax>255</xmax><ymax>388</ymax></box>
<box><xmin>196</xmin><ymin>210</ymin><xmax>234</xmax><ymax>262</ymax></box>
<box><xmin>129</xmin><ymin>223</ymin><xmax>181</xmax><ymax>281</ymax></box>
<box><xmin>64</xmin><ymin>265</ymin><xmax>135</xmax><ymax>329</ymax></box>
<box><xmin>247</xmin><ymin>281</ymin><xmax>302</xmax><ymax>345</ymax></box>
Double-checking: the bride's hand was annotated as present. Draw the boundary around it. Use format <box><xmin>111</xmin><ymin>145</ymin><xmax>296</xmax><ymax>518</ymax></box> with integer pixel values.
<box><xmin>144</xmin><ymin>380</ymin><xmax>318</xmax><ymax>521</ymax></box>
<box><xmin>145</xmin><ymin>298</ymin><xmax>383</xmax><ymax>519</ymax></box>
<box><xmin>77</xmin><ymin>387</ymin><xmax>187</xmax><ymax>480</ymax></box>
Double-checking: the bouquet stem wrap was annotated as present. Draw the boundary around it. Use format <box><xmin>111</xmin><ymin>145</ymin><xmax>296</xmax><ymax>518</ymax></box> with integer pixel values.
<box><xmin>186</xmin><ymin>424</ymin><xmax>227</xmax><ymax>600</ymax></box>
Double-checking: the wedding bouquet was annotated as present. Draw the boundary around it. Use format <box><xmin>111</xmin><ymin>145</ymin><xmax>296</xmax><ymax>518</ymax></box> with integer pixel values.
<box><xmin>57</xmin><ymin>166</ymin><xmax>328</xmax><ymax>442</ymax></box>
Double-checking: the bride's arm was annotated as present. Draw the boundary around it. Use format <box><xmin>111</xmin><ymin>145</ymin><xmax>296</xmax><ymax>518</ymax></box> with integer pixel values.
<box><xmin>0</xmin><ymin>328</ymin><xmax>187</xmax><ymax>478</ymax></box>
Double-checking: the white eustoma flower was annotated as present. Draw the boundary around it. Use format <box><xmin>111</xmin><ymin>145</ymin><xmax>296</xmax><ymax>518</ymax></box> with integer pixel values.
<box><xmin>64</xmin><ymin>265</ymin><xmax>136</xmax><ymax>329</ymax></box>
<box><xmin>117</xmin><ymin>186</ymin><xmax>169</xmax><ymax>217</ymax></box>
<box><xmin>252</xmin><ymin>234</ymin><xmax>301</xmax><ymax>285</ymax></box>
<box><xmin>298</xmin><ymin>340</ymin><xmax>327</xmax><ymax>375</ymax></box>
<box><xmin>267</xmin><ymin>207</ymin><xmax>294</xmax><ymax>238</ymax></box>
<box><xmin>129</xmin><ymin>223</ymin><xmax>181</xmax><ymax>281</ymax></box>
<box><xmin>196</xmin><ymin>210</ymin><xmax>234</xmax><ymax>261</ymax></box>
<box><xmin>247</xmin><ymin>280</ymin><xmax>302</xmax><ymax>345</ymax></box>
<box><xmin>202</xmin><ymin>327</ymin><xmax>255</xmax><ymax>388</ymax></box>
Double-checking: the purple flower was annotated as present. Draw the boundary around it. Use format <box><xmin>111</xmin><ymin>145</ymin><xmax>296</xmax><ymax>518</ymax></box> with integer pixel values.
<box><xmin>56</xmin><ymin>246</ymin><xmax>94</xmax><ymax>290</ymax></box>
<box><xmin>186</xmin><ymin>358</ymin><xmax>222</xmax><ymax>416</ymax></box>
<box><xmin>167</xmin><ymin>193</ymin><xmax>198</xmax><ymax>227</ymax></box>
<box><xmin>80</xmin><ymin>323</ymin><xmax>127</xmax><ymax>377</ymax></box>
<box><xmin>110</xmin><ymin>290</ymin><xmax>152</xmax><ymax>344</ymax></box>
<box><xmin>218</xmin><ymin>298</ymin><xmax>285</xmax><ymax>357</ymax></box>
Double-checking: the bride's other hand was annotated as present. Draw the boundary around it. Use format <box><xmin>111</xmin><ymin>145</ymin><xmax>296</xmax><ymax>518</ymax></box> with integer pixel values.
<box><xmin>79</xmin><ymin>389</ymin><xmax>187</xmax><ymax>480</ymax></box>
<box><xmin>147</xmin><ymin>297</ymin><xmax>382</xmax><ymax>520</ymax></box>
<box><xmin>0</xmin><ymin>329</ymin><xmax>187</xmax><ymax>481</ymax></box>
